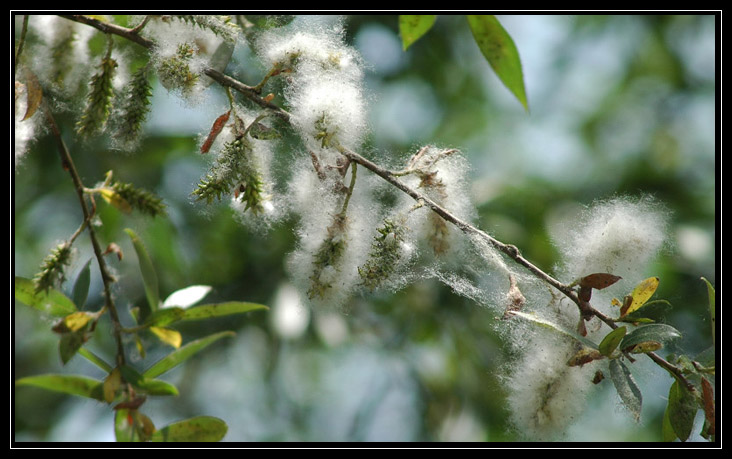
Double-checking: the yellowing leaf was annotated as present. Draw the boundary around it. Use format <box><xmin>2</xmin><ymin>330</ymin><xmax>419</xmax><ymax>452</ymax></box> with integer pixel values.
<box><xmin>99</xmin><ymin>188</ymin><xmax>132</xmax><ymax>214</ymax></box>
<box><xmin>63</xmin><ymin>311</ymin><xmax>94</xmax><ymax>332</ymax></box>
<box><xmin>621</xmin><ymin>277</ymin><xmax>659</xmax><ymax>317</ymax></box>
<box><xmin>150</xmin><ymin>326</ymin><xmax>182</xmax><ymax>348</ymax></box>
<box><xmin>21</xmin><ymin>69</ymin><xmax>43</xmax><ymax>121</ymax></box>
<box><xmin>103</xmin><ymin>367</ymin><xmax>122</xmax><ymax>403</ymax></box>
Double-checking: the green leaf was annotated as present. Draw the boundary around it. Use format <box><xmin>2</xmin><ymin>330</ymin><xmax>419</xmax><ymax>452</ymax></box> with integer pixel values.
<box><xmin>59</xmin><ymin>330</ymin><xmax>86</xmax><ymax>364</ymax></box>
<box><xmin>71</xmin><ymin>258</ymin><xmax>92</xmax><ymax>309</ymax></box>
<box><xmin>701</xmin><ymin>277</ymin><xmax>715</xmax><ymax>344</ymax></box>
<box><xmin>508</xmin><ymin>311</ymin><xmax>598</xmax><ymax>349</ymax></box>
<box><xmin>599</xmin><ymin>326</ymin><xmax>626</xmax><ymax>357</ymax></box>
<box><xmin>119</xmin><ymin>364</ymin><xmax>180</xmax><ymax>396</ymax></box>
<box><xmin>466</xmin><ymin>15</ymin><xmax>528</xmax><ymax>111</ymax></box>
<box><xmin>667</xmin><ymin>380</ymin><xmax>697</xmax><ymax>442</ymax></box>
<box><xmin>16</xmin><ymin>374</ymin><xmax>104</xmax><ymax>401</ymax></box>
<box><xmin>399</xmin><ymin>15</ymin><xmax>437</xmax><ymax>50</ymax></box>
<box><xmin>77</xmin><ymin>347</ymin><xmax>113</xmax><ymax>373</ymax></box>
<box><xmin>115</xmin><ymin>409</ymin><xmax>155</xmax><ymax>442</ymax></box>
<box><xmin>125</xmin><ymin>228</ymin><xmax>159</xmax><ymax>318</ymax></box>
<box><xmin>143</xmin><ymin>331</ymin><xmax>235</xmax><ymax>379</ymax></box>
<box><xmin>617</xmin><ymin>299</ymin><xmax>672</xmax><ymax>323</ymax></box>
<box><xmin>143</xmin><ymin>307</ymin><xmax>185</xmax><ymax>327</ymax></box>
<box><xmin>151</xmin><ymin>416</ymin><xmax>228</xmax><ymax>442</ymax></box>
<box><xmin>15</xmin><ymin>276</ymin><xmax>77</xmax><ymax>317</ymax></box>
<box><xmin>609</xmin><ymin>359</ymin><xmax>642</xmax><ymax>422</ymax></box>
<box><xmin>662</xmin><ymin>403</ymin><xmax>678</xmax><ymax>442</ymax></box>
<box><xmin>619</xmin><ymin>324</ymin><xmax>681</xmax><ymax>353</ymax></box>
<box><xmin>182</xmin><ymin>301</ymin><xmax>268</xmax><ymax>321</ymax></box>
<box><xmin>115</xmin><ymin>409</ymin><xmax>136</xmax><ymax>442</ymax></box>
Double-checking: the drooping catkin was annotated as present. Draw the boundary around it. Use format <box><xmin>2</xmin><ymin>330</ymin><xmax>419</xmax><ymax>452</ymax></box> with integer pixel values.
<box><xmin>76</xmin><ymin>53</ymin><xmax>117</xmax><ymax>138</ymax></box>
<box><xmin>113</xmin><ymin>64</ymin><xmax>153</xmax><ymax>149</ymax></box>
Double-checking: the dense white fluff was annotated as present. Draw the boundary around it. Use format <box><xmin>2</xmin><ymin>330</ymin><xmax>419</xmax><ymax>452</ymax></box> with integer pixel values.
<box><xmin>257</xmin><ymin>20</ymin><xmax>368</xmax><ymax>161</ymax></box>
<box><xmin>14</xmin><ymin>82</ymin><xmax>38</xmax><ymax>166</ymax></box>
<box><xmin>504</xmin><ymin>330</ymin><xmax>599</xmax><ymax>441</ymax></box>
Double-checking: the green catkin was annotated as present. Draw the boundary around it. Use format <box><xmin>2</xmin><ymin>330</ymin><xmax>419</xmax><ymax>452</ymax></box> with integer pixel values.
<box><xmin>358</xmin><ymin>219</ymin><xmax>406</xmax><ymax>290</ymax></box>
<box><xmin>156</xmin><ymin>42</ymin><xmax>199</xmax><ymax>94</ymax></box>
<box><xmin>307</xmin><ymin>213</ymin><xmax>348</xmax><ymax>300</ymax></box>
<box><xmin>33</xmin><ymin>243</ymin><xmax>72</xmax><ymax>294</ymax></box>
<box><xmin>193</xmin><ymin>136</ymin><xmax>266</xmax><ymax>214</ymax></box>
<box><xmin>115</xmin><ymin>65</ymin><xmax>153</xmax><ymax>146</ymax></box>
<box><xmin>76</xmin><ymin>55</ymin><xmax>117</xmax><ymax>137</ymax></box>
<box><xmin>111</xmin><ymin>181</ymin><xmax>166</xmax><ymax>217</ymax></box>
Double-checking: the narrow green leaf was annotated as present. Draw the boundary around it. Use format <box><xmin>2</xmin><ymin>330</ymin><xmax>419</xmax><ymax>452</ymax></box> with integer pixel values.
<box><xmin>508</xmin><ymin>311</ymin><xmax>598</xmax><ymax>349</ymax></box>
<box><xmin>701</xmin><ymin>277</ymin><xmax>715</xmax><ymax>345</ymax></box>
<box><xmin>619</xmin><ymin>324</ymin><xmax>681</xmax><ymax>353</ymax></box>
<box><xmin>71</xmin><ymin>258</ymin><xmax>92</xmax><ymax>309</ymax></box>
<box><xmin>399</xmin><ymin>15</ymin><xmax>437</xmax><ymax>50</ymax></box>
<box><xmin>182</xmin><ymin>301</ymin><xmax>268</xmax><ymax>321</ymax></box>
<box><xmin>466</xmin><ymin>15</ymin><xmax>528</xmax><ymax>111</ymax></box>
<box><xmin>599</xmin><ymin>326</ymin><xmax>627</xmax><ymax>357</ymax></box>
<box><xmin>609</xmin><ymin>359</ymin><xmax>642</xmax><ymax>422</ymax></box>
<box><xmin>143</xmin><ymin>331</ymin><xmax>235</xmax><ymax>379</ymax></box>
<box><xmin>15</xmin><ymin>276</ymin><xmax>77</xmax><ymax>317</ymax></box>
<box><xmin>151</xmin><ymin>416</ymin><xmax>228</xmax><ymax>442</ymax></box>
<box><xmin>78</xmin><ymin>347</ymin><xmax>113</xmax><ymax>373</ymax></box>
<box><xmin>124</xmin><ymin>228</ymin><xmax>159</xmax><ymax>318</ymax></box>
<box><xmin>16</xmin><ymin>374</ymin><xmax>104</xmax><ymax>401</ymax></box>
<box><xmin>667</xmin><ymin>380</ymin><xmax>697</xmax><ymax>442</ymax></box>
<box><xmin>143</xmin><ymin>307</ymin><xmax>185</xmax><ymax>327</ymax></box>
<box><xmin>119</xmin><ymin>364</ymin><xmax>180</xmax><ymax>396</ymax></box>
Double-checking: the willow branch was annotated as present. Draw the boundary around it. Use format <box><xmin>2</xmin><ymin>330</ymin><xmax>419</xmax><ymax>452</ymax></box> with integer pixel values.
<box><xmin>61</xmin><ymin>13</ymin><xmax>696</xmax><ymax>393</ymax></box>
<box><xmin>44</xmin><ymin>105</ymin><xmax>126</xmax><ymax>367</ymax></box>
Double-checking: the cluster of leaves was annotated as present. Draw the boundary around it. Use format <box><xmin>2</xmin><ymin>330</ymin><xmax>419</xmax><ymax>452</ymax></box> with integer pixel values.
<box><xmin>16</xmin><ymin>228</ymin><xmax>268</xmax><ymax>442</ymax></box>
<box><xmin>507</xmin><ymin>274</ymin><xmax>716</xmax><ymax>441</ymax></box>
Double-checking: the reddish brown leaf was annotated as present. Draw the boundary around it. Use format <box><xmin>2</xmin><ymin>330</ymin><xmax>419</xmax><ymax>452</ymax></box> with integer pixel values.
<box><xmin>113</xmin><ymin>395</ymin><xmax>147</xmax><ymax>411</ymax></box>
<box><xmin>619</xmin><ymin>295</ymin><xmax>634</xmax><ymax>317</ymax></box>
<box><xmin>580</xmin><ymin>273</ymin><xmax>622</xmax><ymax>290</ymax></box>
<box><xmin>592</xmin><ymin>370</ymin><xmax>605</xmax><ymax>384</ymax></box>
<box><xmin>578</xmin><ymin>285</ymin><xmax>592</xmax><ymax>302</ymax></box>
<box><xmin>200</xmin><ymin>110</ymin><xmax>231</xmax><ymax>153</ymax></box>
<box><xmin>701</xmin><ymin>377</ymin><xmax>715</xmax><ymax>436</ymax></box>
<box><xmin>567</xmin><ymin>348</ymin><xmax>604</xmax><ymax>367</ymax></box>
<box><xmin>21</xmin><ymin>69</ymin><xmax>43</xmax><ymax>121</ymax></box>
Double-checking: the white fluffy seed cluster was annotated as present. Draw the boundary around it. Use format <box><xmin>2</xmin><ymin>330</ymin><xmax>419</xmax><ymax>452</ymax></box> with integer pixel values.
<box><xmin>257</xmin><ymin>21</ymin><xmax>367</xmax><ymax>160</ymax></box>
<box><xmin>500</xmin><ymin>197</ymin><xmax>669</xmax><ymax>439</ymax></box>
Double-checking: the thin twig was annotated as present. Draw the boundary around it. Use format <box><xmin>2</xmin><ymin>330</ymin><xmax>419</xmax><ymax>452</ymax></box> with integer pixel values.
<box><xmin>44</xmin><ymin>104</ymin><xmax>126</xmax><ymax>367</ymax></box>
<box><xmin>15</xmin><ymin>15</ymin><xmax>29</xmax><ymax>63</ymax></box>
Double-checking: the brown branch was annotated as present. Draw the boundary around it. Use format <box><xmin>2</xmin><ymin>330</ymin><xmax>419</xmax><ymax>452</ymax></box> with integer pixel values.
<box><xmin>58</xmin><ymin>15</ymin><xmax>154</xmax><ymax>49</ymax></box>
<box><xmin>44</xmin><ymin>105</ymin><xmax>126</xmax><ymax>367</ymax></box>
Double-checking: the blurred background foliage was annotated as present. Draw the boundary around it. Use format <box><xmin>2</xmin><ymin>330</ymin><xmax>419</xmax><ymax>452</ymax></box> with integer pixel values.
<box><xmin>14</xmin><ymin>14</ymin><xmax>716</xmax><ymax>442</ymax></box>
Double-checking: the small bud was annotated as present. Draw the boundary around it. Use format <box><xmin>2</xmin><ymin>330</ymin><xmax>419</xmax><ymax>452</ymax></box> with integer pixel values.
<box><xmin>502</xmin><ymin>274</ymin><xmax>526</xmax><ymax>319</ymax></box>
